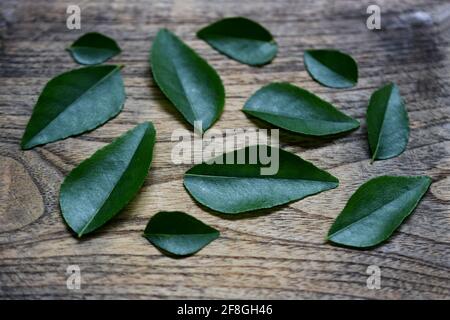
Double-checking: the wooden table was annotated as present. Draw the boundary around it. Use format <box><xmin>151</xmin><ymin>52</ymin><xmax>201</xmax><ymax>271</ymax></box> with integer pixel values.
<box><xmin>1</xmin><ymin>0</ymin><xmax>449</xmax><ymax>299</ymax></box>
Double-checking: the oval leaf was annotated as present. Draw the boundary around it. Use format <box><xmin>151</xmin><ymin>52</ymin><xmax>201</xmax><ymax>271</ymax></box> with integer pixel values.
<box><xmin>144</xmin><ymin>211</ymin><xmax>220</xmax><ymax>256</ymax></box>
<box><xmin>367</xmin><ymin>83</ymin><xmax>409</xmax><ymax>162</ymax></box>
<box><xmin>197</xmin><ymin>17</ymin><xmax>277</xmax><ymax>66</ymax></box>
<box><xmin>304</xmin><ymin>49</ymin><xmax>358</xmax><ymax>88</ymax></box>
<box><xmin>60</xmin><ymin>122</ymin><xmax>156</xmax><ymax>237</ymax></box>
<box><xmin>243</xmin><ymin>83</ymin><xmax>360</xmax><ymax>136</ymax></box>
<box><xmin>184</xmin><ymin>145</ymin><xmax>339</xmax><ymax>214</ymax></box>
<box><xmin>21</xmin><ymin>65</ymin><xmax>126</xmax><ymax>149</ymax></box>
<box><xmin>151</xmin><ymin>29</ymin><xmax>225</xmax><ymax>132</ymax></box>
<box><xmin>68</xmin><ymin>32</ymin><xmax>121</xmax><ymax>65</ymax></box>
<box><xmin>327</xmin><ymin>176</ymin><xmax>431</xmax><ymax>248</ymax></box>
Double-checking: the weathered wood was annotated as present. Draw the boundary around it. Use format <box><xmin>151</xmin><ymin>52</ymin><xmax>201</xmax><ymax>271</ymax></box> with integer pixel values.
<box><xmin>0</xmin><ymin>0</ymin><xmax>449</xmax><ymax>299</ymax></box>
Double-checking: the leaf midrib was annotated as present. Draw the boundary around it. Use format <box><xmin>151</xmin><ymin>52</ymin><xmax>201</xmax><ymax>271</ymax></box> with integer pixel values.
<box><xmin>70</xmin><ymin>45</ymin><xmax>118</xmax><ymax>52</ymax></box>
<box><xmin>245</xmin><ymin>109</ymin><xmax>354</xmax><ymax>124</ymax></box>
<box><xmin>328</xmin><ymin>181</ymin><xmax>424</xmax><ymax>239</ymax></box>
<box><xmin>371</xmin><ymin>85</ymin><xmax>395</xmax><ymax>161</ymax></box>
<box><xmin>30</xmin><ymin>66</ymin><xmax>120</xmax><ymax>142</ymax></box>
<box><xmin>145</xmin><ymin>232</ymin><xmax>217</xmax><ymax>237</ymax></box>
<box><xmin>204</xmin><ymin>33</ymin><xmax>273</xmax><ymax>45</ymax></box>
<box><xmin>78</xmin><ymin>128</ymin><xmax>147</xmax><ymax>236</ymax></box>
<box><xmin>308</xmin><ymin>53</ymin><xmax>354</xmax><ymax>83</ymax></box>
<box><xmin>185</xmin><ymin>172</ymin><xmax>336</xmax><ymax>184</ymax></box>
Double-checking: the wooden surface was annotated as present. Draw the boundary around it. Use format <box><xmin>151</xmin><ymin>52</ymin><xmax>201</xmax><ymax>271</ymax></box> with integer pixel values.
<box><xmin>0</xmin><ymin>0</ymin><xmax>449</xmax><ymax>299</ymax></box>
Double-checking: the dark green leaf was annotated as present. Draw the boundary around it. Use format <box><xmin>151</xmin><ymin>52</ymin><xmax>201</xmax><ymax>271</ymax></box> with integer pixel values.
<box><xmin>327</xmin><ymin>176</ymin><xmax>431</xmax><ymax>248</ymax></box>
<box><xmin>143</xmin><ymin>211</ymin><xmax>220</xmax><ymax>256</ymax></box>
<box><xmin>151</xmin><ymin>29</ymin><xmax>225</xmax><ymax>132</ymax></box>
<box><xmin>184</xmin><ymin>145</ymin><xmax>339</xmax><ymax>214</ymax></box>
<box><xmin>60</xmin><ymin>122</ymin><xmax>156</xmax><ymax>237</ymax></box>
<box><xmin>304</xmin><ymin>49</ymin><xmax>358</xmax><ymax>88</ymax></box>
<box><xmin>243</xmin><ymin>83</ymin><xmax>360</xmax><ymax>136</ymax></box>
<box><xmin>68</xmin><ymin>32</ymin><xmax>121</xmax><ymax>65</ymax></box>
<box><xmin>367</xmin><ymin>83</ymin><xmax>409</xmax><ymax>162</ymax></box>
<box><xmin>197</xmin><ymin>17</ymin><xmax>277</xmax><ymax>66</ymax></box>
<box><xmin>21</xmin><ymin>65</ymin><xmax>126</xmax><ymax>149</ymax></box>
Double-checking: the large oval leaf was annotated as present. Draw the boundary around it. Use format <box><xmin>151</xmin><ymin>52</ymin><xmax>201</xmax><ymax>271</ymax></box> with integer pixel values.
<box><xmin>304</xmin><ymin>49</ymin><xmax>358</xmax><ymax>88</ymax></box>
<box><xmin>60</xmin><ymin>122</ymin><xmax>156</xmax><ymax>237</ymax></box>
<box><xmin>327</xmin><ymin>176</ymin><xmax>431</xmax><ymax>248</ymax></box>
<box><xmin>21</xmin><ymin>65</ymin><xmax>126</xmax><ymax>149</ymax></box>
<box><xmin>68</xmin><ymin>32</ymin><xmax>121</xmax><ymax>65</ymax></box>
<box><xmin>144</xmin><ymin>211</ymin><xmax>220</xmax><ymax>256</ymax></box>
<box><xmin>184</xmin><ymin>145</ymin><xmax>339</xmax><ymax>214</ymax></box>
<box><xmin>197</xmin><ymin>17</ymin><xmax>277</xmax><ymax>66</ymax></box>
<box><xmin>367</xmin><ymin>83</ymin><xmax>409</xmax><ymax>162</ymax></box>
<box><xmin>151</xmin><ymin>29</ymin><xmax>225</xmax><ymax>132</ymax></box>
<box><xmin>243</xmin><ymin>83</ymin><xmax>360</xmax><ymax>136</ymax></box>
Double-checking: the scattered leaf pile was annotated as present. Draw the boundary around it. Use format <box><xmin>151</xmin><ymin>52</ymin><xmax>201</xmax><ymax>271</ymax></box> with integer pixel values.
<box><xmin>21</xmin><ymin>18</ymin><xmax>430</xmax><ymax>256</ymax></box>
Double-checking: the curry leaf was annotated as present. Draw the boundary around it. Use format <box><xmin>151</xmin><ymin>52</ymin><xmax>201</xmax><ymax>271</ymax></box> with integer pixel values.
<box><xmin>304</xmin><ymin>49</ymin><xmax>358</xmax><ymax>88</ymax></box>
<box><xmin>197</xmin><ymin>17</ymin><xmax>277</xmax><ymax>66</ymax></box>
<box><xmin>68</xmin><ymin>32</ymin><xmax>121</xmax><ymax>65</ymax></box>
<box><xmin>243</xmin><ymin>83</ymin><xmax>359</xmax><ymax>136</ymax></box>
<box><xmin>367</xmin><ymin>83</ymin><xmax>409</xmax><ymax>162</ymax></box>
<box><xmin>60</xmin><ymin>122</ymin><xmax>156</xmax><ymax>237</ymax></box>
<box><xmin>143</xmin><ymin>211</ymin><xmax>220</xmax><ymax>256</ymax></box>
<box><xmin>21</xmin><ymin>65</ymin><xmax>126</xmax><ymax>149</ymax></box>
<box><xmin>327</xmin><ymin>176</ymin><xmax>431</xmax><ymax>248</ymax></box>
<box><xmin>184</xmin><ymin>145</ymin><xmax>339</xmax><ymax>214</ymax></box>
<box><xmin>151</xmin><ymin>28</ymin><xmax>225</xmax><ymax>132</ymax></box>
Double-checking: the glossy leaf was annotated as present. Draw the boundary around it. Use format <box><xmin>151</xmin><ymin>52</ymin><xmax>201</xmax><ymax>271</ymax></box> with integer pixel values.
<box><xmin>68</xmin><ymin>32</ymin><xmax>121</xmax><ymax>65</ymax></box>
<box><xmin>327</xmin><ymin>176</ymin><xmax>431</xmax><ymax>248</ymax></box>
<box><xmin>243</xmin><ymin>82</ymin><xmax>360</xmax><ymax>136</ymax></box>
<box><xmin>367</xmin><ymin>83</ymin><xmax>409</xmax><ymax>162</ymax></box>
<box><xmin>184</xmin><ymin>145</ymin><xmax>339</xmax><ymax>214</ymax></box>
<box><xmin>60</xmin><ymin>122</ymin><xmax>156</xmax><ymax>237</ymax></box>
<box><xmin>197</xmin><ymin>17</ymin><xmax>277</xmax><ymax>66</ymax></box>
<box><xmin>304</xmin><ymin>49</ymin><xmax>358</xmax><ymax>88</ymax></box>
<box><xmin>21</xmin><ymin>65</ymin><xmax>126</xmax><ymax>149</ymax></box>
<box><xmin>144</xmin><ymin>211</ymin><xmax>220</xmax><ymax>256</ymax></box>
<box><xmin>151</xmin><ymin>29</ymin><xmax>225</xmax><ymax>132</ymax></box>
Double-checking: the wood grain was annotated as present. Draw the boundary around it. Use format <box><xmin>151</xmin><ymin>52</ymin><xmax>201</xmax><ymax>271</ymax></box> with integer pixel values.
<box><xmin>0</xmin><ymin>0</ymin><xmax>449</xmax><ymax>299</ymax></box>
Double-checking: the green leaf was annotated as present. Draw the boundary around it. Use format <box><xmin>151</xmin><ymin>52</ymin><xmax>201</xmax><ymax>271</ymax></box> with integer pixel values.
<box><xmin>367</xmin><ymin>83</ymin><xmax>409</xmax><ymax>162</ymax></box>
<box><xmin>243</xmin><ymin>82</ymin><xmax>360</xmax><ymax>136</ymax></box>
<box><xmin>327</xmin><ymin>176</ymin><xmax>431</xmax><ymax>248</ymax></box>
<box><xmin>151</xmin><ymin>29</ymin><xmax>225</xmax><ymax>132</ymax></box>
<box><xmin>184</xmin><ymin>145</ymin><xmax>339</xmax><ymax>214</ymax></box>
<box><xmin>68</xmin><ymin>32</ymin><xmax>121</xmax><ymax>65</ymax></box>
<box><xmin>304</xmin><ymin>49</ymin><xmax>358</xmax><ymax>88</ymax></box>
<box><xmin>21</xmin><ymin>65</ymin><xmax>126</xmax><ymax>149</ymax></box>
<box><xmin>60</xmin><ymin>122</ymin><xmax>156</xmax><ymax>237</ymax></box>
<box><xmin>197</xmin><ymin>17</ymin><xmax>277</xmax><ymax>66</ymax></box>
<box><xmin>143</xmin><ymin>211</ymin><xmax>220</xmax><ymax>256</ymax></box>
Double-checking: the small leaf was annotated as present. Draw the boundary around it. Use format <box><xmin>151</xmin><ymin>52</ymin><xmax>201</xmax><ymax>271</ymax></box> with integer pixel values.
<box><xmin>243</xmin><ymin>82</ymin><xmax>360</xmax><ymax>136</ymax></box>
<box><xmin>151</xmin><ymin>29</ymin><xmax>225</xmax><ymax>132</ymax></box>
<box><xmin>197</xmin><ymin>17</ymin><xmax>277</xmax><ymax>66</ymax></box>
<box><xmin>21</xmin><ymin>65</ymin><xmax>126</xmax><ymax>149</ymax></box>
<box><xmin>327</xmin><ymin>176</ymin><xmax>431</xmax><ymax>248</ymax></box>
<box><xmin>60</xmin><ymin>122</ymin><xmax>156</xmax><ymax>237</ymax></box>
<box><xmin>143</xmin><ymin>211</ymin><xmax>220</xmax><ymax>256</ymax></box>
<box><xmin>68</xmin><ymin>32</ymin><xmax>121</xmax><ymax>65</ymax></box>
<box><xmin>367</xmin><ymin>83</ymin><xmax>409</xmax><ymax>162</ymax></box>
<box><xmin>304</xmin><ymin>49</ymin><xmax>358</xmax><ymax>88</ymax></box>
<box><xmin>184</xmin><ymin>145</ymin><xmax>339</xmax><ymax>214</ymax></box>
